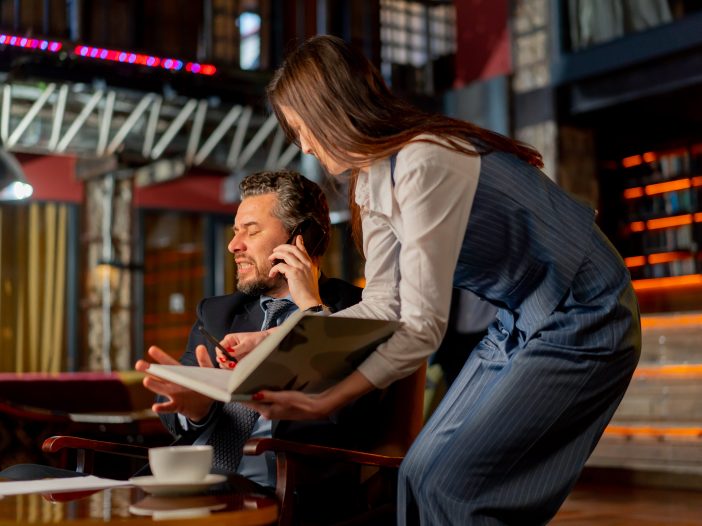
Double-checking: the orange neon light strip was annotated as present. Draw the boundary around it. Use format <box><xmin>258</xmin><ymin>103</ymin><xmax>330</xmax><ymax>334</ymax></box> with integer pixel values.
<box><xmin>625</xmin><ymin>252</ymin><xmax>691</xmax><ymax>268</ymax></box>
<box><xmin>622</xmin><ymin>176</ymin><xmax>702</xmax><ymax>200</ymax></box>
<box><xmin>604</xmin><ymin>425</ymin><xmax>702</xmax><ymax>438</ymax></box>
<box><xmin>632</xmin><ymin>274</ymin><xmax>702</xmax><ymax>291</ymax></box>
<box><xmin>622</xmin><ymin>155</ymin><xmax>642</xmax><ymax>168</ymax></box>
<box><xmin>647</xmin><ymin>251</ymin><xmax>690</xmax><ymax>265</ymax></box>
<box><xmin>634</xmin><ymin>363</ymin><xmax>702</xmax><ymax>379</ymax></box>
<box><xmin>627</xmin><ymin>212</ymin><xmax>702</xmax><ymax>232</ymax></box>
<box><xmin>624</xmin><ymin>256</ymin><xmax>646</xmax><ymax>267</ymax></box>
<box><xmin>629</xmin><ymin>221</ymin><xmax>645</xmax><ymax>232</ymax></box>
<box><xmin>646</xmin><ymin>214</ymin><xmax>692</xmax><ymax>230</ymax></box>
<box><xmin>641</xmin><ymin>313</ymin><xmax>702</xmax><ymax>329</ymax></box>
<box><xmin>642</xmin><ymin>151</ymin><xmax>656</xmax><ymax>163</ymax></box>
<box><xmin>623</xmin><ymin>187</ymin><xmax>645</xmax><ymax>199</ymax></box>
<box><xmin>645</xmin><ymin>179</ymin><xmax>691</xmax><ymax>195</ymax></box>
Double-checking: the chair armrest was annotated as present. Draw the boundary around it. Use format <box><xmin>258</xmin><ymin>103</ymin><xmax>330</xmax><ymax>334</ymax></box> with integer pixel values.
<box><xmin>42</xmin><ymin>435</ymin><xmax>149</xmax><ymax>459</ymax></box>
<box><xmin>243</xmin><ymin>438</ymin><xmax>403</xmax><ymax>468</ymax></box>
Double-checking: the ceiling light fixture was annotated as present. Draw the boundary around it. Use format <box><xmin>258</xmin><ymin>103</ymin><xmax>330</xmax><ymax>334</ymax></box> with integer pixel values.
<box><xmin>0</xmin><ymin>149</ymin><xmax>33</xmax><ymax>202</ymax></box>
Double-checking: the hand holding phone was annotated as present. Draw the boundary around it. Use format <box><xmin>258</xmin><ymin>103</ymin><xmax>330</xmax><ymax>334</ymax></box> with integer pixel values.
<box><xmin>272</xmin><ymin>219</ymin><xmax>325</xmax><ymax>266</ymax></box>
<box><xmin>197</xmin><ymin>324</ymin><xmax>237</xmax><ymax>367</ymax></box>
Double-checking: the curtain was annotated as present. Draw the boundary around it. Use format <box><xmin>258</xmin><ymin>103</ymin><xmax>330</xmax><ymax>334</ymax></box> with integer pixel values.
<box><xmin>0</xmin><ymin>203</ymin><xmax>67</xmax><ymax>372</ymax></box>
<box><xmin>569</xmin><ymin>0</ymin><xmax>673</xmax><ymax>51</ymax></box>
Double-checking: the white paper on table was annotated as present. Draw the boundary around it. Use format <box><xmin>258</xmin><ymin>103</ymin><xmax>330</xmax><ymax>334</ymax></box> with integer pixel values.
<box><xmin>0</xmin><ymin>475</ymin><xmax>132</xmax><ymax>496</ymax></box>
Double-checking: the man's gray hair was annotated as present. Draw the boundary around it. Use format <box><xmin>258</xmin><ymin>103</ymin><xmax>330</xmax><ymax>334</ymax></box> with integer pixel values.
<box><xmin>239</xmin><ymin>170</ymin><xmax>331</xmax><ymax>257</ymax></box>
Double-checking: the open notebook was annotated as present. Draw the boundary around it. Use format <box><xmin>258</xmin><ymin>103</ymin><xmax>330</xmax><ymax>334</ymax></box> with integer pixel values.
<box><xmin>147</xmin><ymin>311</ymin><xmax>399</xmax><ymax>402</ymax></box>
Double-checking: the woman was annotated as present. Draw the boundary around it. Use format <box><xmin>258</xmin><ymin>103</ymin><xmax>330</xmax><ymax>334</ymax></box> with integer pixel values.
<box><xmin>248</xmin><ymin>35</ymin><xmax>641</xmax><ymax>524</ymax></box>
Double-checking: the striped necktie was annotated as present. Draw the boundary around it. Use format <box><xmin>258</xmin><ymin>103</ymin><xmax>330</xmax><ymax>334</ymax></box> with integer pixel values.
<box><xmin>208</xmin><ymin>297</ymin><xmax>294</xmax><ymax>472</ymax></box>
<box><xmin>261</xmin><ymin>298</ymin><xmax>293</xmax><ymax>330</ymax></box>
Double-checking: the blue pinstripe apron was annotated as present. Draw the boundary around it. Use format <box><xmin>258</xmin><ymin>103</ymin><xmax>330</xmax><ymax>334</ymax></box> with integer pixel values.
<box><xmin>397</xmin><ymin>151</ymin><xmax>641</xmax><ymax>525</ymax></box>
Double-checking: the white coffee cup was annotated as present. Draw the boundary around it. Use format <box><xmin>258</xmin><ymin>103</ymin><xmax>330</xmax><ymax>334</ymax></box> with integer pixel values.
<box><xmin>148</xmin><ymin>445</ymin><xmax>213</xmax><ymax>483</ymax></box>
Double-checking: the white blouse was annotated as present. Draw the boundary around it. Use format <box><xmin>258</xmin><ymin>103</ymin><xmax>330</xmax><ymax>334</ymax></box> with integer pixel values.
<box><xmin>336</xmin><ymin>137</ymin><xmax>481</xmax><ymax>388</ymax></box>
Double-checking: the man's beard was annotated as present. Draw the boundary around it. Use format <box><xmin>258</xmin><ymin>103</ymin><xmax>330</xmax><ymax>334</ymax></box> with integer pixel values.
<box><xmin>236</xmin><ymin>267</ymin><xmax>285</xmax><ymax>296</ymax></box>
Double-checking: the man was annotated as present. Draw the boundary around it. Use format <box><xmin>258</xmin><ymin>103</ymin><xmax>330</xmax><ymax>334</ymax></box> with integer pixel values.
<box><xmin>136</xmin><ymin>170</ymin><xmax>366</xmax><ymax>487</ymax></box>
<box><xmin>0</xmin><ymin>170</ymin><xmax>366</xmax><ymax>487</ymax></box>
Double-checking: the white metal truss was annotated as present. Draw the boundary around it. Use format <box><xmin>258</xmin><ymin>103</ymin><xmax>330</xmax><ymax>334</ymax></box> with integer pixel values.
<box><xmin>0</xmin><ymin>80</ymin><xmax>299</xmax><ymax>173</ymax></box>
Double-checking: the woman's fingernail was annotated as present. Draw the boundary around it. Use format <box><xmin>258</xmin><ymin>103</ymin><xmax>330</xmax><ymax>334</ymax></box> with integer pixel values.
<box><xmin>252</xmin><ymin>392</ymin><xmax>264</xmax><ymax>401</ymax></box>
<box><xmin>227</xmin><ymin>362</ymin><xmax>236</xmax><ymax>369</ymax></box>
<box><xmin>217</xmin><ymin>356</ymin><xmax>226</xmax><ymax>363</ymax></box>
<box><xmin>226</xmin><ymin>347</ymin><xmax>235</xmax><ymax>354</ymax></box>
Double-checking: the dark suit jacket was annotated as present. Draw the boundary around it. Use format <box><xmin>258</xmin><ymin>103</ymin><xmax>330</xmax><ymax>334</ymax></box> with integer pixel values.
<box><xmin>158</xmin><ymin>276</ymin><xmax>381</xmax><ymax>450</ymax></box>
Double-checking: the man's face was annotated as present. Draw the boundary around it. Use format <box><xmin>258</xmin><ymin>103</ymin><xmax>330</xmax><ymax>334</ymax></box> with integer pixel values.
<box><xmin>228</xmin><ymin>193</ymin><xmax>290</xmax><ymax>297</ymax></box>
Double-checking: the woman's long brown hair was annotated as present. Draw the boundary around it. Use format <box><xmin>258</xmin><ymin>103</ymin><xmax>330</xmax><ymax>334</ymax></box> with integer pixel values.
<box><xmin>267</xmin><ymin>35</ymin><xmax>543</xmax><ymax>252</ymax></box>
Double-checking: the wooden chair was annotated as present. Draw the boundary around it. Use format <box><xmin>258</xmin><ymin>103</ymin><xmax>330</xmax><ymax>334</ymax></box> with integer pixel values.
<box><xmin>42</xmin><ymin>365</ymin><xmax>426</xmax><ymax>525</ymax></box>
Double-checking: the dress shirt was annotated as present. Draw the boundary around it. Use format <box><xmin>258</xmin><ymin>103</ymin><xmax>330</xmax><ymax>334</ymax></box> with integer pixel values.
<box><xmin>337</xmin><ymin>136</ymin><xmax>481</xmax><ymax>388</ymax></box>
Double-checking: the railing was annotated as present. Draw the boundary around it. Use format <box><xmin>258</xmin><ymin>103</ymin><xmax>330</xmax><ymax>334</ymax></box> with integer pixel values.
<box><xmin>0</xmin><ymin>80</ymin><xmax>298</xmax><ymax>175</ymax></box>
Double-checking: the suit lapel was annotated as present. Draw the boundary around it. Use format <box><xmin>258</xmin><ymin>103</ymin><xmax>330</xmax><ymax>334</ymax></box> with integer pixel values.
<box><xmin>226</xmin><ymin>293</ymin><xmax>265</xmax><ymax>334</ymax></box>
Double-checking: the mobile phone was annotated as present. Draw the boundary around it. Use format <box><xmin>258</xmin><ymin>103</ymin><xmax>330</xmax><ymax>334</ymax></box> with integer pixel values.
<box><xmin>197</xmin><ymin>324</ymin><xmax>237</xmax><ymax>364</ymax></box>
<box><xmin>273</xmin><ymin>219</ymin><xmax>325</xmax><ymax>266</ymax></box>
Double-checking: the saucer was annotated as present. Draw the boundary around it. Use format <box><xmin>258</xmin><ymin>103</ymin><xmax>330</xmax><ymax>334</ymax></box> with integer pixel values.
<box><xmin>128</xmin><ymin>474</ymin><xmax>227</xmax><ymax>496</ymax></box>
<box><xmin>129</xmin><ymin>494</ymin><xmax>227</xmax><ymax>517</ymax></box>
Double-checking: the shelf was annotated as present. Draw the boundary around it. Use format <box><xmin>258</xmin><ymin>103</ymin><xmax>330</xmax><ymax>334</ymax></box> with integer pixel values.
<box><xmin>632</xmin><ymin>274</ymin><xmax>702</xmax><ymax>291</ymax></box>
<box><xmin>603</xmin><ymin>424</ymin><xmax>702</xmax><ymax>439</ymax></box>
<box><xmin>624</xmin><ymin>175</ymin><xmax>702</xmax><ymax>199</ymax></box>
<box><xmin>625</xmin><ymin>251</ymin><xmax>694</xmax><ymax>268</ymax></box>
<box><xmin>627</xmin><ymin>212</ymin><xmax>702</xmax><ymax>232</ymax></box>
<box><xmin>608</xmin><ymin>143</ymin><xmax>702</xmax><ymax>312</ymax></box>
<box><xmin>640</xmin><ymin>311</ymin><xmax>702</xmax><ymax>330</ymax></box>
<box><xmin>634</xmin><ymin>363</ymin><xmax>702</xmax><ymax>380</ymax></box>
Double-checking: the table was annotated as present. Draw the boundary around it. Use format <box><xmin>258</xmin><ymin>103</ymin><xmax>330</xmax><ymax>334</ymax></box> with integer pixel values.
<box><xmin>0</xmin><ymin>480</ymin><xmax>278</xmax><ymax>525</ymax></box>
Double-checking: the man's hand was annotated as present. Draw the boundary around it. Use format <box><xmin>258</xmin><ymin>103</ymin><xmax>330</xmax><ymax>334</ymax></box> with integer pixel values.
<box><xmin>135</xmin><ymin>345</ymin><xmax>215</xmax><ymax>422</ymax></box>
<box><xmin>268</xmin><ymin>235</ymin><xmax>323</xmax><ymax>311</ymax></box>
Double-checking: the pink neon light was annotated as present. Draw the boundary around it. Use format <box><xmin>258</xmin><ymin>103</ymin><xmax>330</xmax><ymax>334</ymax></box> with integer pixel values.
<box><xmin>70</xmin><ymin>44</ymin><xmax>216</xmax><ymax>76</ymax></box>
<box><xmin>0</xmin><ymin>33</ymin><xmax>62</xmax><ymax>52</ymax></box>
<box><xmin>1</xmin><ymin>34</ymin><xmax>214</xmax><ymax>75</ymax></box>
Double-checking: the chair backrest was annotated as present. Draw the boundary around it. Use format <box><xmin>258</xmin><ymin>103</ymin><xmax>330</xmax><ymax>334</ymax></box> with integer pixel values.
<box><xmin>366</xmin><ymin>363</ymin><xmax>427</xmax><ymax>458</ymax></box>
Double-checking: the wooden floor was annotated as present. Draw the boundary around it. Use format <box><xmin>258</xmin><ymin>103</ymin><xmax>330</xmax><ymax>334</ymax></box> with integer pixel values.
<box><xmin>552</xmin><ymin>482</ymin><xmax>702</xmax><ymax>525</ymax></box>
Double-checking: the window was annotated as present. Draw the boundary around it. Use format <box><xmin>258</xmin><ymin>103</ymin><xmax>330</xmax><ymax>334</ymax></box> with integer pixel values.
<box><xmin>379</xmin><ymin>0</ymin><xmax>456</xmax><ymax>86</ymax></box>
<box><xmin>238</xmin><ymin>11</ymin><xmax>261</xmax><ymax>70</ymax></box>
<box><xmin>567</xmin><ymin>0</ymin><xmax>702</xmax><ymax>52</ymax></box>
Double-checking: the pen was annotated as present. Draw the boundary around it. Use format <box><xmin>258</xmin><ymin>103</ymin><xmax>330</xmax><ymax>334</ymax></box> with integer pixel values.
<box><xmin>197</xmin><ymin>324</ymin><xmax>238</xmax><ymax>365</ymax></box>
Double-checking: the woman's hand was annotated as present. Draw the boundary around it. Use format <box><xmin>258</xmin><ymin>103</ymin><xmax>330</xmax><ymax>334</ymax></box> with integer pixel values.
<box><xmin>242</xmin><ymin>370</ymin><xmax>375</xmax><ymax>421</ymax></box>
<box><xmin>217</xmin><ymin>330</ymin><xmax>271</xmax><ymax>364</ymax></box>
<box><xmin>269</xmin><ymin>235</ymin><xmax>323</xmax><ymax>311</ymax></box>
<box><xmin>243</xmin><ymin>390</ymin><xmax>334</xmax><ymax>421</ymax></box>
